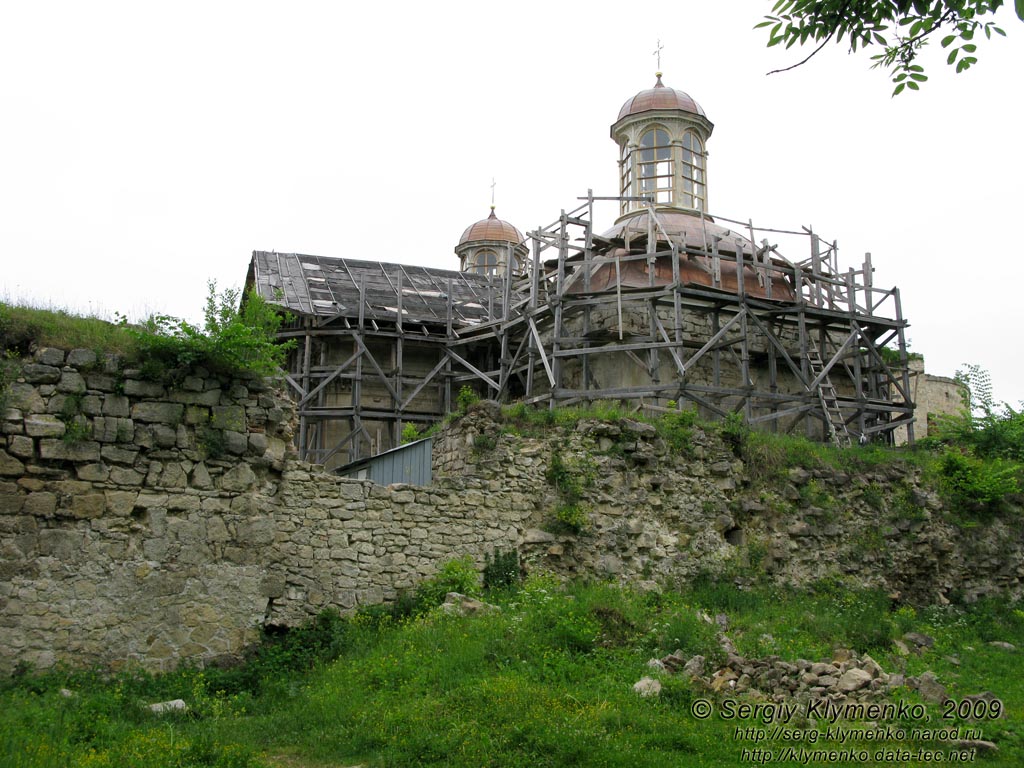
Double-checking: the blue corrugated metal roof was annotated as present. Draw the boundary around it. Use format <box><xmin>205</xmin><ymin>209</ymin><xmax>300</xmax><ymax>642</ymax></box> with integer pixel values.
<box><xmin>335</xmin><ymin>437</ymin><xmax>433</xmax><ymax>487</ymax></box>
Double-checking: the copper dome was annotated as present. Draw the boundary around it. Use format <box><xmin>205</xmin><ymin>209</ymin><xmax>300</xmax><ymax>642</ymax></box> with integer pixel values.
<box><xmin>617</xmin><ymin>73</ymin><xmax>706</xmax><ymax>121</ymax></box>
<box><xmin>459</xmin><ymin>208</ymin><xmax>524</xmax><ymax>245</ymax></box>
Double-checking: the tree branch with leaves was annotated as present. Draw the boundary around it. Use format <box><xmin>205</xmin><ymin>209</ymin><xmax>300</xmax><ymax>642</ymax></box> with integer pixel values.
<box><xmin>757</xmin><ymin>0</ymin><xmax>1022</xmax><ymax>94</ymax></box>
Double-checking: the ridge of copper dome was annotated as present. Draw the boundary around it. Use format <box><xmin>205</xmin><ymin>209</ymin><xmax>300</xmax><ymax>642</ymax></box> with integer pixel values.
<box><xmin>617</xmin><ymin>74</ymin><xmax>706</xmax><ymax>121</ymax></box>
<box><xmin>458</xmin><ymin>207</ymin><xmax>524</xmax><ymax>245</ymax></box>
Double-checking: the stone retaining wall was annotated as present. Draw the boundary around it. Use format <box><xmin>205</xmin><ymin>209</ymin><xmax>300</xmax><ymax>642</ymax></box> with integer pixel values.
<box><xmin>2</xmin><ymin>351</ymin><xmax>1022</xmax><ymax>673</ymax></box>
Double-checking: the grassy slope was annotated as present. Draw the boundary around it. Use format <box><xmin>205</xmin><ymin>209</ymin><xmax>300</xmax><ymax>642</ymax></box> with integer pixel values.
<box><xmin>3</xmin><ymin>580</ymin><xmax>1023</xmax><ymax>768</ymax></box>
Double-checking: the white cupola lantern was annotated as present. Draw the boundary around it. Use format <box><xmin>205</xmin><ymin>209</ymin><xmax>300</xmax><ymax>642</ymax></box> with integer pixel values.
<box><xmin>612</xmin><ymin>72</ymin><xmax>714</xmax><ymax>219</ymax></box>
<box><xmin>455</xmin><ymin>206</ymin><xmax>528</xmax><ymax>278</ymax></box>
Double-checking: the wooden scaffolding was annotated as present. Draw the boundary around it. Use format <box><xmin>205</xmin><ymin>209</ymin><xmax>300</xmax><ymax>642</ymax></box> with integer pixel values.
<box><xmin>247</xmin><ymin>195</ymin><xmax>915</xmax><ymax>466</ymax></box>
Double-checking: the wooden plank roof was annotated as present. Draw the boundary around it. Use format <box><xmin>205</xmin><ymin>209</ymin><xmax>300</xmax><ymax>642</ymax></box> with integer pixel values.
<box><xmin>248</xmin><ymin>251</ymin><xmax>503</xmax><ymax>327</ymax></box>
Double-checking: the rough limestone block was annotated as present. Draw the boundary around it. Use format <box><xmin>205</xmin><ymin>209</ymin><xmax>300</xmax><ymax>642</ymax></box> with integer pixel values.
<box><xmin>34</xmin><ymin>348</ymin><xmax>65</xmax><ymax>366</ymax></box>
<box><xmin>56</xmin><ymin>371</ymin><xmax>87</xmax><ymax>394</ymax></box>
<box><xmin>24</xmin><ymin>415</ymin><xmax>65</xmax><ymax>438</ymax></box>
<box><xmin>101</xmin><ymin>395</ymin><xmax>130</xmax><ymax>418</ymax></box>
<box><xmin>104</xmin><ymin>490</ymin><xmax>138</xmax><ymax>516</ymax></box>
<box><xmin>38</xmin><ymin>439</ymin><xmax>101</xmax><ymax>462</ymax></box>
<box><xmin>86</xmin><ymin>373</ymin><xmax>118</xmax><ymax>392</ymax></box>
<box><xmin>6</xmin><ymin>384</ymin><xmax>44</xmax><ymax>413</ymax></box>
<box><xmin>190</xmin><ymin>462</ymin><xmax>213</xmax><ymax>490</ymax></box>
<box><xmin>248</xmin><ymin>433</ymin><xmax>268</xmax><ymax>455</ymax></box>
<box><xmin>264</xmin><ymin>437</ymin><xmax>286</xmax><ymax>463</ymax></box>
<box><xmin>76</xmin><ymin>463</ymin><xmax>110</xmax><ymax>482</ymax></box>
<box><xmin>223</xmin><ymin>431</ymin><xmax>247</xmax><ymax>455</ymax></box>
<box><xmin>109</xmin><ymin>466</ymin><xmax>145</xmax><ymax>486</ymax></box>
<box><xmin>151</xmin><ymin>425</ymin><xmax>177</xmax><ymax>449</ymax></box>
<box><xmin>210</xmin><ymin>406</ymin><xmax>245</xmax><ymax>433</ymax></box>
<box><xmin>37</xmin><ymin>529</ymin><xmax>80</xmax><ymax>559</ymax></box>
<box><xmin>236</xmin><ymin>518</ymin><xmax>275</xmax><ymax>546</ymax></box>
<box><xmin>0</xmin><ymin>492</ymin><xmax>26</xmax><ymax>514</ymax></box>
<box><xmin>7</xmin><ymin>435</ymin><xmax>34</xmax><ymax>458</ymax></box>
<box><xmin>184</xmin><ymin>405</ymin><xmax>209</xmax><ymax>426</ymax></box>
<box><xmin>131</xmin><ymin>403</ymin><xmax>184</xmax><ymax>425</ymax></box>
<box><xmin>123</xmin><ymin>379</ymin><xmax>166</xmax><ymax>398</ymax></box>
<box><xmin>169</xmin><ymin>389</ymin><xmax>222</xmax><ymax>407</ymax></box>
<box><xmin>0</xmin><ymin>450</ymin><xmax>25</xmax><ymax>476</ymax></box>
<box><xmin>158</xmin><ymin>463</ymin><xmax>188</xmax><ymax>488</ymax></box>
<box><xmin>80</xmin><ymin>395</ymin><xmax>103</xmax><ymax>416</ymax></box>
<box><xmin>220</xmin><ymin>463</ymin><xmax>257</xmax><ymax>492</ymax></box>
<box><xmin>70</xmin><ymin>493</ymin><xmax>106</xmax><ymax>519</ymax></box>
<box><xmin>101</xmin><ymin>445</ymin><xmax>138</xmax><ymax>465</ymax></box>
<box><xmin>66</xmin><ymin>349</ymin><xmax>97</xmax><ymax>367</ymax></box>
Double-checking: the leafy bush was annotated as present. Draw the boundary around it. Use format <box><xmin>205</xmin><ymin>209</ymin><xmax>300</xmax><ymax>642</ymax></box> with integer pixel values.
<box><xmin>472</xmin><ymin>433</ymin><xmax>496</xmax><ymax>453</ymax></box>
<box><xmin>121</xmin><ymin>282</ymin><xmax>294</xmax><ymax>379</ymax></box>
<box><xmin>926</xmin><ymin>364</ymin><xmax>1024</xmax><ymax>462</ymax></box>
<box><xmin>414</xmin><ymin>555</ymin><xmax>481</xmax><ymax>609</ymax></box>
<box><xmin>658</xmin><ymin>407</ymin><xmax>697</xmax><ymax>454</ymax></box>
<box><xmin>554</xmin><ymin>502</ymin><xmax>590</xmax><ymax>533</ymax></box>
<box><xmin>400</xmin><ymin>422</ymin><xmax>421</xmax><ymax>444</ymax></box>
<box><xmin>207</xmin><ymin>608</ymin><xmax>350</xmax><ymax>696</ymax></box>
<box><xmin>456</xmin><ymin>385</ymin><xmax>480</xmax><ymax>413</ymax></box>
<box><xmin>483</xmin><ymin>548</ymin><xmax>522</xmax><ymax>592</ymax></box>
<box><xmin>718</xmin><ymin>411</ymin><xmax>749</xmax><ymax>456</ymax></box>
<box><xmin>936</xmin><ymin>449</ymin><xmax>1018</xmax><ymax>516</ymax></box>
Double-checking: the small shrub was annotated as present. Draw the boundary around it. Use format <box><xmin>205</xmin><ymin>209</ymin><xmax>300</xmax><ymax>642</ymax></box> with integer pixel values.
<box><xmin>936</xmin><ymin>449</ymin><xmax>1018</xmax><ymax>516</ymax></box>
<box><xmin>121</xmin><ymin>281</ymin><xmax>295</xmax><ymax>379</ymax></box>
<box><xmin>718</xmin><ymin>411</ymin><xmax>749</xmax><ymax>456</ymax></box>
<box><xmin>657</xmin><ymin>407</ymin><xmax>697</xmax><ymax>454</ymax></box>
<box><xmin>456</xmin><ymin>385</ymin><xmax>480</xmax><ymax>413</ymax></box>
<box><xmin>61</xmin><ymin>417</ymin><xmax>91</xmax><ymax>445</ymax></box>
<box><xmin>553</xmin><ymin>502</ymin><xmax>590</xmax><ymax>533</ymax></box>
<box><xmin>200</xmin><ymin>426</ymin><xmax>227</xmax><ymax>459</ymax></box>
<box><xmin>861</xmin><ymin>482</ymin><xmax>885</xmax><ymax>510</ymax></box>
<box><xmin>57</xmin><ymin>393</ymin><xmax>91</xmax><ymax>444</ymax></box>
<box><xmin>400</xmin><ymin>422</ymin><xmax>420</xmax><ymax>444</ymax></box>
<box><xmin>472</xmin><ymin>433</ymin><xmax>497</xmax><ymax>454</ymax></box>
<box><xmin>483</xmin><ymin>548</ymin><xmax>522</xmax><ymax>592</ymax></box>
<box><xmin>415</xmin><ymin>555</ymin><xmax>480</xmax><ymax>609</ymax></box>
<box><xmin>545</xmin><ymin>449</ymin><xmax>595</xmax><ymax>504</ymax></box>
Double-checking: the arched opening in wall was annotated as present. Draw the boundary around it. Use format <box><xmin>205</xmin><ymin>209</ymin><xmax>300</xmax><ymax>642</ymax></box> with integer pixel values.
<box><xmin>724</xmin><ymin>526</ymin><xmax>744</xmax><ymax>547</ymax></box>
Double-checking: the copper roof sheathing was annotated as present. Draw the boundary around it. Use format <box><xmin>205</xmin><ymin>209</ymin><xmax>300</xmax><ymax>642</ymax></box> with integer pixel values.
<box><xmin>617</xmin><ymin>74</ymin><xmax>706</xmax><ymax>120</ymax></box>
<box><xmin>570</xmin><ymin>250</ymin><xmax>795</xmax><ymax>302</ymax></box>
<box><xmin>458</xmin><ymin>208</ymin><xmax>524</xmax><ymax>245</ymax></box>
<box><xmin>564</xmin><ymin>210</ymin><xmax>796</xmax><ymax>301</ymax></box>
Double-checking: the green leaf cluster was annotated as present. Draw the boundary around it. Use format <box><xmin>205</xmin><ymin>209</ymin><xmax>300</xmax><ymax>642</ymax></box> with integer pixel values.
<box><xmin>121</xmin><ymin>281</ymin><xmax>294</xmax><ymax>379</ymax></box>
<box><xmin>757</xmin><ymin>0</ymin><xmax>1019</xmax><ymax>95</ymax></box>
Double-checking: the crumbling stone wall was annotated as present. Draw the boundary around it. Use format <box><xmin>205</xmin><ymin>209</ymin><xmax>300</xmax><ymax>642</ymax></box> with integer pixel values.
<box><xmin>2</xmin><ymin>351</ymin><xmax>1022</xmax><ymax>674</ymax></box>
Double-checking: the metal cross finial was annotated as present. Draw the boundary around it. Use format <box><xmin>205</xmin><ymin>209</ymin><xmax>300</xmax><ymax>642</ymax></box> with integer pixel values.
<box><xmin>653</xmin><ymin>39</ymin><xmax>663</xmax><ymax>72</ymax></box>
<box><xmin>491</xmin><ymin>177</ymin><xmax>496</xmax><ymax>208</ymax></box>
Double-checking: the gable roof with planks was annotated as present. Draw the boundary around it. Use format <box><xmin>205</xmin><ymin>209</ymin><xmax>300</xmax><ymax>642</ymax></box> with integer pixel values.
<box><xmin>246</xmin><ymin>251</ymin><xmax>505</xmax><ymax>328</ymax></box>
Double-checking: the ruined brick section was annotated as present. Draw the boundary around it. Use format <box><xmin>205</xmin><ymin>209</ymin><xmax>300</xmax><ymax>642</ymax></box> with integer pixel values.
<box><xmin>2</xmin><ymin>350</ymin><xmax>1023</xmax><ymax>674</ymax></box>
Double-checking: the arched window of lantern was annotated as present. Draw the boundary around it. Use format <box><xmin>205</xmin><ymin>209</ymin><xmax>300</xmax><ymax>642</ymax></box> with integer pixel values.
<box><xmin>619</xmin><ymin>141</ymin><xmax>633</xmax><ymax>215</ymax></box>
<box><xmin>473</xmin><ymin>250</ymin><xmax>500</xmax><ymax>277</ymax></box>
<box><xmin>681</xmin><ymin>131</ymin><xmax>706</xmax><ymax>211</ymax></box>
<box><xmin>637</xmin><ymin>127</ymin><xmax>673</xmax><ymax>206</ymax></box>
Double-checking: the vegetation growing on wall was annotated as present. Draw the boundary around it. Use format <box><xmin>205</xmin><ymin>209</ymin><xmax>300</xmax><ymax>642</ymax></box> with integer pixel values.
<box><xmin>0</xmin><ymin>301</ymin><xmax>135</xmax><ymax>356</ymax></box>
<box><xmin>121</xmin><ymin>282</ymin><xmax>294</xmax><ymax>379</ymax></box>
<box><xmin>0</xmin><ymin>283</ymin><xmax>293</xmax><ymax>380</ymax></box>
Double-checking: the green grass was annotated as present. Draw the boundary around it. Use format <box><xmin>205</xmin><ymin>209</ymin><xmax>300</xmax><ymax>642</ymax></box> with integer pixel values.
<box><xmin>0</xmin><ymin>302</ymin><xmax>136</xmax><ymax>356</ymax></box>
<box><xmin>4</xmin><ymin>580</ymin><xmax>1023</xmax><ymax>767</ymax></box>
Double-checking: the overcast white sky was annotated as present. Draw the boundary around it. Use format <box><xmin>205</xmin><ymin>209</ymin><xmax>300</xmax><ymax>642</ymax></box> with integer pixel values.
<box><xmin>2</xmin><ymin>1</ymin><xmax>1022</xmax><ymax>404</ymax></box>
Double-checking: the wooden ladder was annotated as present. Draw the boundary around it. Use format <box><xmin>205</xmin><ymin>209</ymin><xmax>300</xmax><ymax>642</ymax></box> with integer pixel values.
<box><xmin>808</xmin><ymin>348</ymin><xmax>851</xmax><ymax>448</ymax></box>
